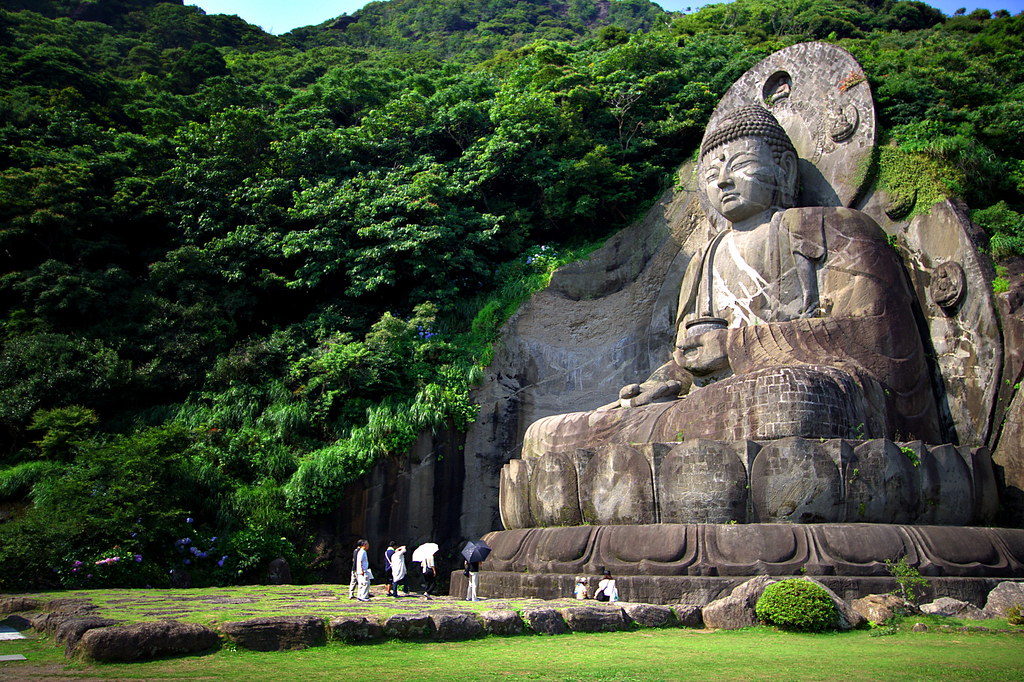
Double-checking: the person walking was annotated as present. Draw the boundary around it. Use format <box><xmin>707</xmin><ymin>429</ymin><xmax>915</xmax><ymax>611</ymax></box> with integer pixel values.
<box><xmin>390</xmin><ymin>545</ymin><xmax>408</xmax><ymax>597</ymax></box>
<box><xmin>421</xmin><ymin>551</ymin><xmax>436</xmax><ymax>600</ymax></box>
<box><xmin>384</xmin><ymin>541</ymin><xmax>396</xmax><ymax>597</ymax></box>
<box><xmin>348</xmin><ymin>541</ymin><xmax>361</xmax><ymax>599</ymax></box>
<box><xmin>355</xmin><ymin>539</ymin><xmax>371</xmax><ymax>602</ymax></box>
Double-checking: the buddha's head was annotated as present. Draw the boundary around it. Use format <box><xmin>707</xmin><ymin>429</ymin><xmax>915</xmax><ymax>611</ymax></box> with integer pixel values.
<box><xmin>699</xmin><ymin>106</ymin><xmax>799</xmax><ymax>226</ymax></box>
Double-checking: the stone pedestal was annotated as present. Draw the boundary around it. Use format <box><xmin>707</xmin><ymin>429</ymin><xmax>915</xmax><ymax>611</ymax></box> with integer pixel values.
<box><xmin>454</xmin><ymin>523</ymin><xmax>1024</xmax><ymax>606</ymax></box>
<box><xmin>502</xmin><ymin>439</ymin><xmax>998</xmax><ymax>528</ymax></box>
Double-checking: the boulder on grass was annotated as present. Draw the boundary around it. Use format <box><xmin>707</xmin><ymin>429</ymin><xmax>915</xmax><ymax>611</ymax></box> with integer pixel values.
<box><xmin>983</xmin><ymin>581</ymin><xmax>1024</xmax><ymax>617</ymax></box>
<box><xmin>523</xmin><ymin>608</ymin><xmax>568</xmax><ymax>635</ymax></box>
<box><xmin>480</xmin><ymin>609</ymin><xmax>524</xmax><ymax>636</ymax></box>
<box><xmin>31</xmin><ymin>599</ymin><xmax>100</xmax><ymax>636</ymax></box>
<box><xmin>561</xmin><ymin>605</ymin><xmax>629</xmax><ymax>633</ymax></box>
<box><xmin>920</xmin><ymin>597</ymin><xmax>986</xmax><ymax>620</ymax></box>
<box><xmin>220</xmin><ymin>615</ymin><xmax>325</xmax><ymax>651</ymax></box>
<box><xmin>702</xmin><ymin>576</ymin><xmax>776</xmax><ymax>630</ymax></box>
<box><xmin>0</xmin><ymin>596</ymin><xmax>40</xmax><ymax>614</ymax></box>
<box><xmin>672</xmin><ymin>604</ymin><xmax>705</xmax><ymax>629</ymax></box>
<box><xmin>851</xmin><ymin>594</ymin><xmax>920</xmax><ymax>624</ymax></box>
<box><xmin>622</xmin><ymin>603</ymin><xmax>676</xmax><ymax>628</ymax></box>
<box><xmin>329</xmin><ymin>615</ymin><xmax>384</xmax><ymax>643</ymax></box>
<box><xmin>429</xmin><ymin>610</ymin><xmax>483</xmax><ymax>641</ymax></box>
<box><xmin>384</xmin><ymin>612</ymin><xmax>436</xmax><ymax>640</ymax></box>
<box><xmin>77</xmin><ymin>620</ymin><xmax>218</xmax><ymax>662</ymax></box>
<box><xmin>54</xmin><ymin>616</ymin><xmax>119</xmax><ymax>656</ymax></box>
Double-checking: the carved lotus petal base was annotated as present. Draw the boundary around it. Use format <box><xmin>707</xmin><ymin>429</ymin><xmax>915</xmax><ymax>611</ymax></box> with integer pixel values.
<box><xmin>456</xmin><ymin>524</ymin><xmax>1024</xmax><ymax>606</ymax></box>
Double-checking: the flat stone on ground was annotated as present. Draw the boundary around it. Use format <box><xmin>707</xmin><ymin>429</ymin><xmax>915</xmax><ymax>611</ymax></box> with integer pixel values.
<box><xmin>0</xmin><ymin>626</ymin><xmax>27</xmax><ymax>640</ymax></box>
<box><xmin>622</xmin><ymin>603</ymin><xmax>676</xmax><ymax>628</ymax></box>
<box><xmin>77</xmin><ymin>620</ymin><xmax>219</xmax><ymax>662</ymax></box>
<box><xmin>523</xmin><ymin>608</ymin><xmax>568</xmax><ymax>635</ymax></box>
<box><xmin>479</xmin><ymin>609</ymin><xmax>524</xmax><ymax>635</ymax></box>
<box><xmin>219</xmin><ymin>615</ymin><xmax>325</xmax><ymax>651</ymax></box>
<box><xmin>429</xmin><ymin>610</ymin><xmax>484</xmax><ymax>641</ymax></box>
<box><xmin>561</xmin><ymin>605</ymin><xmax>629</xmax><ymax>632</ymax></box>
<box><xmin>383</xmin><ymin>612</ymin><xmax>436</xmax><ymax>640</ymax></box>
<box><xmin>329</xmin><ymin>615</ymin><xmax>383</xmax><ymax>642</ymax></box>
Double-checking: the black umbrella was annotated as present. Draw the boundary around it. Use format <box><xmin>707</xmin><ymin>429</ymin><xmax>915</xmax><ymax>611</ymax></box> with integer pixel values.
<box><xmin>461</xmin><ymin>540</ymin><xmax>491</xmax><ymax>564</ymax></box>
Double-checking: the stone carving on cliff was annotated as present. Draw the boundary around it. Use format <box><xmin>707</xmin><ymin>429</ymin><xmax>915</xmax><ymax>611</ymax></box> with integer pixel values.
<box><xmin>466</xmin><ymin>44</ymin><xmax>1024</xmax><ymax>602</ymax></box>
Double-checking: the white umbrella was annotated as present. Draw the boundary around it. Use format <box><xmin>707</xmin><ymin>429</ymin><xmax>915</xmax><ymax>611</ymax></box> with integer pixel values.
<box><xmin>411</xmin><ymin>542</ymin><xmax>439</xmax><ymax>563</ymax></box>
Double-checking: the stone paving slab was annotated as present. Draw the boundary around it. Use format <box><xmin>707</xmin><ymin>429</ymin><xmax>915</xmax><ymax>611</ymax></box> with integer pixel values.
<box><xmin>0</xmin><ymin>654</ymin><xmax>28</xmax><ymax>661</ymax></box>
<box><xmin>0</xmin><ymin>625</ymin><xmax>27</xmax><ymax>640</ymax></box>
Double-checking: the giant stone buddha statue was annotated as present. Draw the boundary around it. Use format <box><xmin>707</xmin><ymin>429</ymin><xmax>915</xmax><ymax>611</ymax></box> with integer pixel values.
<box><xmin>521</xmin><ymin>105</ymin><xmax>940</xmax><ymax>458</ymax></box>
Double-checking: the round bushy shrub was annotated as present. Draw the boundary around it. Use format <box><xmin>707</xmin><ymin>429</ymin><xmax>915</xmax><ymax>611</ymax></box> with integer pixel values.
<box><xmin>755</xmin><ymin>579</ymin><xmax>838</xmax><ymax>632</ymax></box>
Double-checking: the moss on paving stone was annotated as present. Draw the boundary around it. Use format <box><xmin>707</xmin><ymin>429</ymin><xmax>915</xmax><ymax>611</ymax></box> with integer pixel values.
<box><xmin>2</xmin><ymin>585</ymin><xmax>607</xmax><ymax>629</ymax></box>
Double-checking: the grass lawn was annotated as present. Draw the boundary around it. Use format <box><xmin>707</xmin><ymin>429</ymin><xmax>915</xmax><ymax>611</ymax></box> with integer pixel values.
<box><xmin>2</xmin><ymin>621</ymin><xmax>1023</xmax><ymax>681</ymax></box>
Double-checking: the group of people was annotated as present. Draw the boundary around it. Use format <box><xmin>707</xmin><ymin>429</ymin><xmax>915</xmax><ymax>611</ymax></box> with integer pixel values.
<box><xmin>351</xmin><ymin>539</ymin><xmax>618</xmax><ymax>603</ymax></box>
<box><xmin>348</xmin><ymin>539</ymin><xmax>436</xmax><ymax>601</ymax></box>
<box><xmin>574</xmin><ymin>571</ymin><xmax>619</xmax><ymax>602</ymax></box>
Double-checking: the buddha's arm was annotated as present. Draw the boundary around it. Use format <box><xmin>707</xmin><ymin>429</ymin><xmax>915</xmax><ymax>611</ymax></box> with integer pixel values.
<box><xmin>597</xmin><ymin>359</ymin><xmax>693</xmax><ymax>410</ymax></box>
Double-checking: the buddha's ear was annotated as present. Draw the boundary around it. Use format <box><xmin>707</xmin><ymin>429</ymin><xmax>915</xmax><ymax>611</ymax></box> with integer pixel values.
<box><xmin>779</xmin><ymin>150</ymin><xmax>799</xmax><ymax>200</ymax></box>
<box><xmin>778</xmin><ymin>151</ymin><xmax>802</xmax><ymax>206</ymax></box>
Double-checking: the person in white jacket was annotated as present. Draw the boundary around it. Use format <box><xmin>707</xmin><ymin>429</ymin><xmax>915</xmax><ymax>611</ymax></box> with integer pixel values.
<box><xmin>355</xmin><ymin>539</ymin><xmax>371</xmax><ymax>602</ymax></box>
<box><xmin>390</xmin><ymin>545</ymin><xmax>408</xmax><ymax>597</ymax></box>
<box><xmin>595</xmin><ymin>570</ymin><xmax>619</xmax><ymax>602</ymax></box>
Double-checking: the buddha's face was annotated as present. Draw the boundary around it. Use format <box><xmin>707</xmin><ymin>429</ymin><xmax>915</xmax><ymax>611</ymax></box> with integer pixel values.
<box><xmin>703</xmin><ymin>137</ymin><xmax>786</xmax><ymax>226</ymax></box>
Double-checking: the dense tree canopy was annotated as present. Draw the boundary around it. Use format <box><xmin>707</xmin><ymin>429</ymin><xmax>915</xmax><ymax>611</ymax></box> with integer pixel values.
<box><xmin>1</xmin><ymin>0</ymin><xmax>1022</xmax><ymax>589</ymax></box>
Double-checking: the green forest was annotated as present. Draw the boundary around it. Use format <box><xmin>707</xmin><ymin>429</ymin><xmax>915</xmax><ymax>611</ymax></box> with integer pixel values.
<box><xmin>0</xmin><ymin>0</ymin><xmax>1022</xmax><ymax>590</ymax></box>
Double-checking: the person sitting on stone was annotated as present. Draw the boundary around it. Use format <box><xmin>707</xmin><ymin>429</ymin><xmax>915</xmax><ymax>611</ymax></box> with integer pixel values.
<box><xmin>595</xmin><ymin>571</ymin><xmax>619</xmax><ymax>602</ymax></box>
<box><xmin>521</xmin><ymin>105</ymin><xmax>940</xmax><ymax>460</ymax></box>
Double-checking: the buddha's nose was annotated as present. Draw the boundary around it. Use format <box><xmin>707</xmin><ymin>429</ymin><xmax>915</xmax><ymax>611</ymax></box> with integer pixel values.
<box><xmin>716</xmin><ymin>167</ymin><xmax>733</xmax><ymax>188</ymax></box>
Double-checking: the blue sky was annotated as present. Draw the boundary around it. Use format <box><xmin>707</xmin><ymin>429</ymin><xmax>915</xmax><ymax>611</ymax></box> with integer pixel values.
<box><xmin>189</xmin><ymin>1</ymin><xmax>1024</xmax><ymax>35</ymax></box>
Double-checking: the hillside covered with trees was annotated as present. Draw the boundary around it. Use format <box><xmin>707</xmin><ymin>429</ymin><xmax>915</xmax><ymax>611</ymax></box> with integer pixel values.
<box><xmin>0</xmin><ymin>0</ymin><xmax>1022</xmax><ymax>589</ymax></box>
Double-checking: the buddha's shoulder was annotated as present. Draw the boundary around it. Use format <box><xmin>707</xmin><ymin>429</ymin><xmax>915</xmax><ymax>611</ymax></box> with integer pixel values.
<box><xmin>781</xmin><ymin>206</ymin><xmax>887</xmax><ymax>241</ymax></box>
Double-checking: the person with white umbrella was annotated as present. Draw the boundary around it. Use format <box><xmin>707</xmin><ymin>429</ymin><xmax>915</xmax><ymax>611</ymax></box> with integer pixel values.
<box><xmin>412</xmin><ymin>542</ymin><xmax>438</xmax><ymax>600</ymax></box>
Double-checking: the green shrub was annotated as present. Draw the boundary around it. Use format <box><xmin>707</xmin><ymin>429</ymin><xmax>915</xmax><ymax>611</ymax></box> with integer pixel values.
<box><xmin>1007</xmin><ymin>604</ymin><xmax>1024</xmax><ymax>626</ymax></box>
<box><xmin>755</xmin><ymin>579</ymin><xmax>838</xmax><ymax>632</ymax></box>
<box><xmin>885</xmin><ymin>556</ymin><xmax>929</xmax><ymax>603</ymax></box>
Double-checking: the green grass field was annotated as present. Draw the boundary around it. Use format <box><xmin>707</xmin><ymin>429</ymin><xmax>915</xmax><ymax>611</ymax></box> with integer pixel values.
<box><xmin>3</xmin><ymin>621</ymin><xmax>1023</xmax><ymax>681</ymax></box>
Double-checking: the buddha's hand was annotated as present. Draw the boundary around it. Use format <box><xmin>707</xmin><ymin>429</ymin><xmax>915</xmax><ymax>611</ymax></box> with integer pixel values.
<box><xmin>614</xmin><ymin>380</ymin><xmax>683</xmax><ymax>408</ymax></box>
<box><xmin>675</xmin><ymin>329</ymin><xmax>730</xmax><ymax>376</ymax></box>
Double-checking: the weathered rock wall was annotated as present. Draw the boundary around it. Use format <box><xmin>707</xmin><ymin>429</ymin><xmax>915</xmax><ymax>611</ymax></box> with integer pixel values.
<box><xmin>315</xmin><ymin>429</ymin><xmax>464</xmax><ymax>582</ymax></box>
<box><xmin>458</xmin><ymin>177</ymin><xmax>707</xmax><ymax>541</ymax></box>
